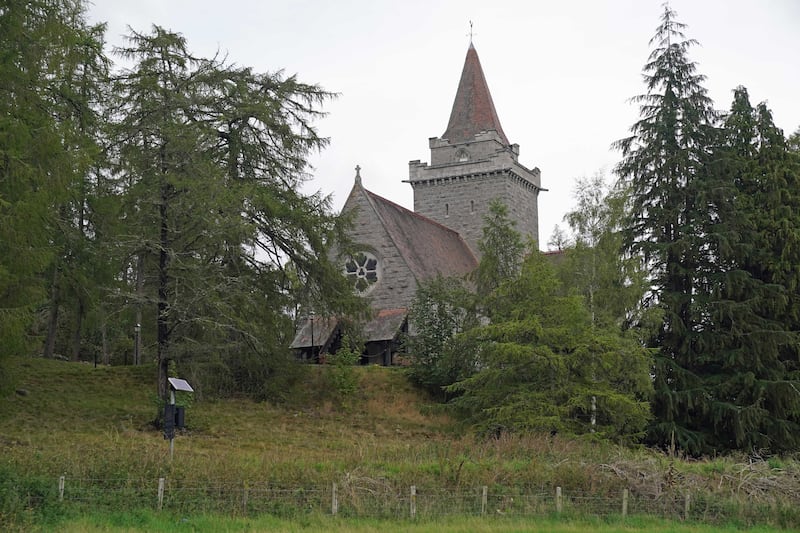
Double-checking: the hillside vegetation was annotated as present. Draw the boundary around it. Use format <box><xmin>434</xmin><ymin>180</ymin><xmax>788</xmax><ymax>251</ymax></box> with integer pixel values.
<box><xmin>1</xmin><ymin>357</ymin><xmax>799</xmax><ymax>530</ymax></box>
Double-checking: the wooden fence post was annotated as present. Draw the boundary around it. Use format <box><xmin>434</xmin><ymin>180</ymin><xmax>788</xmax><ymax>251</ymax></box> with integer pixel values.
<box><xmin>332</xmin><ymin>482</ymin><xmax>338</xmax><ymax>516</ymax></box>
<box><xmin>481</xmin><ymin>486</ymin><xmax>488</xmax><ymax>515</ymax></box>
<box><xmin>242</xmin><ymin>481</ymin><xmax>248</xmax><ymax>515</ymax></box>
<box><xmin>684</xmin><ymin>492</ymin><xmax>691</xmax><ymax>520</ymax></box>
<box><xmin>58</xmin><ymin>476</ymin><xmax>65</xmax><ymax>502</ymax></box>
<box><xmin>622</xmin><ymin>488</ymin><xmax>628</xmax><ymax>518</ymax></box>
<box><xmin>157</xmin><ymin>478</ymin><xmax>165</xmax><ymax>511</ymax></box>
<box><xmin>410</xmin><ymin>485</ymin><xmax>417</xmax><ymax>519</ymax></box>
<box><xmin>556</xmin><ymin>486</ymin><xmax>562</xmax><ymax>514</ymax></box>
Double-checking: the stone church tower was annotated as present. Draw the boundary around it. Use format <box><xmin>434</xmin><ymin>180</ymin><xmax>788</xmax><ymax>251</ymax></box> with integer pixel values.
<box><xmin>408</xmin><ymin>42</ymin><xmax>544</xmax><ymax>255</ymax></box>
<box><xmin>292</xmin><ymin>42</ymin><xmax>545</xmax><ymax>364</ymax></box>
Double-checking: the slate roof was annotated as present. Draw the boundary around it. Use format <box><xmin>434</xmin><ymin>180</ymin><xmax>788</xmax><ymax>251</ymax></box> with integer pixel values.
<box><xmin>363</xmin><ymin>308</ymin><xmax>408</xmax><ymax>343</ymax></box>
<box><xmin>290</xmin><ymin>315</ymin><xmax>338</xmax><ymax>349</ymax></box>
<box><xmin>362</xmin><ymin>186</ymin><xmax>478</xmax><ymax>281</ymax></box>
<box><xmin>442</xmin><ymin>43</ymin><xmax>509</xmax><ymax>145</ymax></box>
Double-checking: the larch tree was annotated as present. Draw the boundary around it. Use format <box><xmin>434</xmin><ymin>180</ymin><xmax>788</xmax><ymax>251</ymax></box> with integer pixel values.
<box><xmin>40</xmin><ymin>17</ymin><xmax>110</xmax><ymax>362</ymax></box>
<box><xmin>0</xmin><ymin>0</ymin><xmax>103</xmax><ymax>360</ymax></box>
<box><xmin>110</xmin><ymin>26</ymin><xmax>362</xmax><ymax>402</ymax></box>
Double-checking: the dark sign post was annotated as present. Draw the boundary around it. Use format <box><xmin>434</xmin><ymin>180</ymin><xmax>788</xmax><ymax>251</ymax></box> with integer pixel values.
<box><xmin>165</xmin><ymin>377</ymin><xmax>193</xmax><ymax>460</ymax></box>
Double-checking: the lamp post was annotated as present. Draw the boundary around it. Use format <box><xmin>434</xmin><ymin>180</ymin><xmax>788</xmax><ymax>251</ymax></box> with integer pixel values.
<box><xmin>134</xmin><ymin>323</ymin><xmax>141</xmax><ymax>365</ymax></box>
<box><xmin>309</xmin><ymin>311</ymin><xmax>315</xmax><ymax>362</ymax></box>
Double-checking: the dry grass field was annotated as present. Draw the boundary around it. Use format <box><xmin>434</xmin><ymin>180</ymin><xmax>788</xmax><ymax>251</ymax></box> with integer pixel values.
<box><xmin>1</xmin><ymin>356</ymin><xmax>798</xmax><ymax>530</ymax></box>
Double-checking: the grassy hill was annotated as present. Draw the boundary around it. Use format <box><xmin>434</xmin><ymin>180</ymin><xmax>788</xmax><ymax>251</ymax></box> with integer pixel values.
<box><xmin>1</xmin><ymin>356</ymin><xmax>799</xmax><ymax>530</ymax></box>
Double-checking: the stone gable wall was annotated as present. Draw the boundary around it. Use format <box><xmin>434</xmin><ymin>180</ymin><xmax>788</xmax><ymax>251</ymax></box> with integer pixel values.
<box><xmin>339</xmin><ymin>189</ymin><xmax>419</xmax><ymax>311</ymax></box>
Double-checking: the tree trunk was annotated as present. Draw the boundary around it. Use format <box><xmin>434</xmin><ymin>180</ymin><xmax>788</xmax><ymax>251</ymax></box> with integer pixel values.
<box><xmin>157</xmin><ymin>180</ymin><xmax>171</xmax><ymax>402</ymax></box>
<box><xmin>71</xmin><ymin>298</ymin><xmax>84</xmax><ymax>361</ymax></box>
<box><xmin>101</xmin><ymin>318</ymin><xmax>109</xmax><ymax>365</ymax></box>
<box><xmin>43</xmin><ymin>266</ymin><xmax>61</xmax><ymax>358</ymax></box>
<box><xmin>135</xmin><ymin>252</ymin><xmax>144</xmax><ymax>365</ymax></box>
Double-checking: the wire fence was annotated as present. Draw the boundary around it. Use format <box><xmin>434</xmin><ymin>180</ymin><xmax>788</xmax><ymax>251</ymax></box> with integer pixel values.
<box><xmin>37</xmin><ymin>476</ymin><xmax>796</xmax><ymax>526</ymax></box>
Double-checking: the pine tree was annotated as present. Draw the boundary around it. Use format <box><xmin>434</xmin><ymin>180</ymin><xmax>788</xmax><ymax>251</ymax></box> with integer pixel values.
<box><xmin>614</xmin><ymin>5</ymin><xmax>718</xmax><ymax>453</ymax></box>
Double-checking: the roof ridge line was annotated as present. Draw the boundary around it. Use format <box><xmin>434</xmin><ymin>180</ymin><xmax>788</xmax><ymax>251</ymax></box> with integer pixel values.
<box><xmin>363</xmin><ymin>188</ymin><xmax>465</xmax><ymax>238</ymax></box>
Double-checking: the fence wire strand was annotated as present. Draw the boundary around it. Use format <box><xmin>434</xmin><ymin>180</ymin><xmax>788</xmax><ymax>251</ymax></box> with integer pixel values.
<box><xmin>45</xmin><ymin>477</ymin><xmax>796</xmax><ymax>526</ymax></box>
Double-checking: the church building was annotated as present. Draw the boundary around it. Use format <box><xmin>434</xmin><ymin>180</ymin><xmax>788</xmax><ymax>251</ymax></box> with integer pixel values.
<box><xmin>292</xmin><ymin>42</ymin><xmax>544</xmax><ymax>364</ymax></box>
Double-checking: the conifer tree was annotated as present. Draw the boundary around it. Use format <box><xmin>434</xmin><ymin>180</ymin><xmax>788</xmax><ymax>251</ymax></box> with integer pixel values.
<box><xmin>111</xmin><ymin>26</ymin><xmax>361</xmax><ymax>400</ymax></box>
<box><xmin>614</xmin><ymin>5</ymin><xmax>718</xmax><ymax>453</ymax></box>
<box><xmin>0</xmin><ymin>0</ymin><xmax>102</xmax><ymax>358</ymax></box>
<box><xmin>448</xmin><ymin>250</ymin><xmax>653</xmax><ymax>442</ymax></box>
<box><xmin>473</xmin><ymin>199</ymin><xmax>524</xmax><ymax>307</ymax></box>
<box><xmin>697</xmin><ymin>88</ymin><xmax>800</xmax><ymax>452</ymax></box>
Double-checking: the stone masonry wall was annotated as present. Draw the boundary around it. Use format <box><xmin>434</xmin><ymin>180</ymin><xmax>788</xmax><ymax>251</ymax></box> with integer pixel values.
<box><xmin>340</xmin><ymin>189</ymin><xmax>419</xmax><ymax>311</ymax></box>
<box><xmin>411</xmin><ymin>171</ymin><xmax>540</xmax><ymax>257</ymax></box>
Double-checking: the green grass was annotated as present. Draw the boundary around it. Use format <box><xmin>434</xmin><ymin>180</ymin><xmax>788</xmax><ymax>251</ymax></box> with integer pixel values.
<box><xmin>34</xmin><ymin>512</ymin><xmax>792</xmax><ymax>532</ymax></box>
<box><xmin>1</xmin><ymin>356</ymin><xmax>799</xmax><ymax>531</ymax></box>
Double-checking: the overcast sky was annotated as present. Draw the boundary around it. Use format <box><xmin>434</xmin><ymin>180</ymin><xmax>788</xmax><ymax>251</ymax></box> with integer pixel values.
<box><xmin>87</xmin><ymin>0</ymin><xmax>800</xmax><ymax>250</ymax></box>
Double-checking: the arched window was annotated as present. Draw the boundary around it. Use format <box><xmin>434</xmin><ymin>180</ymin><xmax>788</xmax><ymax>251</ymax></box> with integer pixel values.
<box><xmin>445</xmin><ymin>203</ymin><xmax>449</xmax><ymax>216</ymax></box>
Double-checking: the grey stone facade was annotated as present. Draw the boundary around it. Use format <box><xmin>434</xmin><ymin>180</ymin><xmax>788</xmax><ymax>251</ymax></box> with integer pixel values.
<box><xmin>408</xmin><ymin>130</ymin><xmax>542</xmax><ymax>256</ymax></box>
<box><xmin>339</xmin><ymin>183</ymin><xmax>419</xmax><ymax>312</ymax></box>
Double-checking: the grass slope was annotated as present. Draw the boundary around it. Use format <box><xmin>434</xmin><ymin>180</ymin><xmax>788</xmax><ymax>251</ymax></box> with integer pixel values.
<box><xmin>1</xmin><ymin>356</ymin><xmax>798</xmax><ymax>531</ymax></box>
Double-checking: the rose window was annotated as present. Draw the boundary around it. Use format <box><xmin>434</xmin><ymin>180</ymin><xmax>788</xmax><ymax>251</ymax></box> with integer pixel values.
<box><xmin>344</xmin><ymin>252</ymin><xmax>379</xmax><ymax>293</ymax></box>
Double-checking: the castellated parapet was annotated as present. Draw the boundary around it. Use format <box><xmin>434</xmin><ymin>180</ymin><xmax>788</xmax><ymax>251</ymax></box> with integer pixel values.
<box><xmin>408</xmin><ymin>129</ymin><xmax>542</xmax><ymax>257</ymax></box>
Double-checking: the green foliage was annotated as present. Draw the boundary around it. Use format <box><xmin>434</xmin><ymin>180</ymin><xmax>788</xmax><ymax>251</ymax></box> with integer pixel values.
<box><xmin>688</xmin><ymin>88</ymin><xmax>800</xmax><ymax>453</ymax></box>
<box><xmin>0</xmin><ymin>465</ymin><xmax>67</xmax><ymax>530</ymax></box>
<box><xmin>448</xmin><ymin>251</ymin><xmax>653</xmax><ymax>443</ymax></box>
<box><xmin>105</xmin><ymin>25</ymin><xmax>364</xmax><ymax>399</ymax></box>
<box><xmin>407</xmin><ymin>276</ymin><xmax>478</xmax><ymax>399</ymax></box>
<box><xmin>616</xmin><ymin>6</ymin><xmax>800</xmax><ymax>455</ymax></box>
<box><xmin>615</xmin><ymin>5</ymin><xmax>724</xmax><ymax>454</ymax></box>
<box><xmin>558</xmin><ymin>174</ymin><xmax>649</xmax><ymax>330</ymax></box>
<box><xmin>474</xmin><ymin>199</ymin><xmax>525</xmax><ymax>303</ymax></box>
<box><xmin>408</xmin><ymin>201</ymin><xmax>652</xmax><ymax>443</ymax></box>
<box><xmin>327</xmin><ymin>332</ymin><xmax>363</xmax><ymax>400</ymax></box>
<box><xmin>0</xmin><ymin>0</ymin><xmax>100</xmax><ymax>357</ymax></box>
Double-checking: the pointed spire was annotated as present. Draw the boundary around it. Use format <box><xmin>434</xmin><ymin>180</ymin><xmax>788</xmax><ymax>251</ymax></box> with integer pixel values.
<box><xmin>442</xmin><ymin>43</ymin><xmax>509</xmax><ymax>145</ymax></box>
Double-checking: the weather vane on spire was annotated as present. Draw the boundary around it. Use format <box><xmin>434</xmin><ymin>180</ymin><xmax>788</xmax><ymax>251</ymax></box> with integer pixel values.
<box><xmin>468</xmin><ymin>20</ymin><xmax>475</xmax><ymax>43</ymax></box>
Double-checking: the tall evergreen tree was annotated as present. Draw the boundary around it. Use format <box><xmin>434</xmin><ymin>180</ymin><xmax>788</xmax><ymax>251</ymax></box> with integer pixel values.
<box><xmin>697</xmin><ymin>88</ymin><xmax>800</xmax><ymax>452</ymax></box>
<box><xmin>40</xmin><ymin>18</ymin><xmax>110</xmax><ymax>361</ymax></box>
<box><xmin>0</xmin><ymin>0</ymin><xmax>101</xmax><ymax>359</ymax></box>
<box><xmin>614</xmin><ymin>5</ymin><xmax>719</xmax><ymax>453</ymax></box>
<box><xmin>110</xmin><ymin>26</ymin><xmax>361</xmax><ymax>400</ymax></box>
<box><xmin>692</xmin><ymin>87</ymin><xmax>800</xmax><ymax>453</ymax></box>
